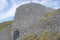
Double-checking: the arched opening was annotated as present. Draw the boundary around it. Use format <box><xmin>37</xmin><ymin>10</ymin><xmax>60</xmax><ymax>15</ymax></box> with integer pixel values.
<box><xmin>13</xmin><ymin>30</ymin><xmax>19</xmax><ymax>40</ymax></box>
<box><xmin>58</xmin><ymin>38</ymin><xmax>60</xmax><ymax>40</ymax></box>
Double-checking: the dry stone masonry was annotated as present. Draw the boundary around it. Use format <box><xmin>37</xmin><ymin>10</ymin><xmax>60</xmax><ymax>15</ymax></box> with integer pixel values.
<box><xmin>11</xmin><ymin>3</ymin><xmax>53</xmax><ymax>40</ymax></box>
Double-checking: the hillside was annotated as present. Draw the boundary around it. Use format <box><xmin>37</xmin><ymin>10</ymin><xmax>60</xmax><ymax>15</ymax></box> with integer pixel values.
<box><xmin>0</xmin><ymin>20</ymin><xmax>13</xmax><ymax>30</ymax></box>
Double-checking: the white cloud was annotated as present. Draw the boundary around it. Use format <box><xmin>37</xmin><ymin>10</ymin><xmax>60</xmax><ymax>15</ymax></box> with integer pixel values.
<box><xmin>33</xmin><ymin>0</ymin><xmax>60</xmax><ymax>9</ymax></box>
<box><xmin>0</xmin><ymin>0</ymin><xmax>60</xmax><ymax>22</ymax></box>
<box><xmin>0</xmin><ymin>0</ymin><xmax>7</xmax><ymax>11</ymax></box>
<box><xmin>0</xmin><ymin>4</ymin><xmax>17</xmax><ymax>20</ymax></box>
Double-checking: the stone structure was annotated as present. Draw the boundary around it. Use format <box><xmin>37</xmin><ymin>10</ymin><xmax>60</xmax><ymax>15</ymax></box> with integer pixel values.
<box><xmin>11</xmin><ymin>3</ymin><xmax>52</xmax><ymax>40</ymax></box>
<box><xmin>0</xmin><ymin>3</ymin><xmax>54</xmax><ymax>40</ymax></box>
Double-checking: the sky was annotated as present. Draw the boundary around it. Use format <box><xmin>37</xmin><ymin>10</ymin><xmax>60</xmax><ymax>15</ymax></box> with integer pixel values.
<box><xmin>0</xmin><ymin>0</ymin><xmax>60</xmax><ymax>23</ymax></box>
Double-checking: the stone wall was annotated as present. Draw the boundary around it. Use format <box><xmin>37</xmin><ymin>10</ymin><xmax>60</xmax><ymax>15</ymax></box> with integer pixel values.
<box><xmin>11</xmin><ymin>3</ymin><xmax>53</xmax><ymax>40</ymax></box>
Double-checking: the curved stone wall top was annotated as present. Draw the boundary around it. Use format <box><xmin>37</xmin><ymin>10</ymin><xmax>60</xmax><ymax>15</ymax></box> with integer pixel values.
<box><xmin>12</xmin><ymin>3</ymin><xmax>49</xmax><ymax>31</ymax></box>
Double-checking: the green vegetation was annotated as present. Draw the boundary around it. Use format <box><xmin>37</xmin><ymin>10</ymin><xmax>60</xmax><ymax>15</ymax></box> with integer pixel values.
<box><xmin>40</xmin><ymin>9</ymin><xmax>60</xmax><ymax>23</ymax></box>
<box><xmin>23</xmin><ymin>30</ymin><xmax>60</xmax><ymax>40</ymax></box>
<box><xmin>0</xmin><ymin>20</ymin><xmax>13</xmax><ymax>30</ymax></box>
<box><xmin>23</xmin><ymin>33</ymin><xmax>37</xmax><ymax>40</ymax></box>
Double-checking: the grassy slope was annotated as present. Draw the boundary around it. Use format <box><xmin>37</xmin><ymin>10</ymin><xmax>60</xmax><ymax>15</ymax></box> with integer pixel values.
<box><xmin>0</xmin><ymin>20</ymin><xmax>13</xmax><ymax>30</ymax></box>
<box><xmin>23</xmin><ymin>30</ymin><xmax>60</xmax><ymax>40</ymax></box>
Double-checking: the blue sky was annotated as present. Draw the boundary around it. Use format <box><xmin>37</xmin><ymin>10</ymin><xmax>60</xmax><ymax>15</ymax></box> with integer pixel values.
<box><xmin>0</xmin><ymin>0</ymin><xmax>60</xmax><ymax>23</ymax></box>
